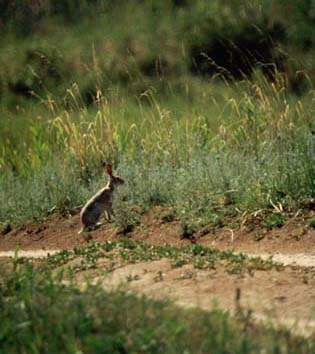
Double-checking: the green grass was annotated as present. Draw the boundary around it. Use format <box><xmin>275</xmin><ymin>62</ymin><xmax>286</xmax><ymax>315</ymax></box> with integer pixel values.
<box><xmin>1</xmin><ymin>79</ymin><xmax>315</xmax><ymax>230</ymax></box>
<box><xmin>1</xmin><ymin>2</ymin><xmax>315</xmax><ymax>232</ymax></box>
<box><xmin>308</xmin><ymin>218</ymin><xmax>315</xmax><ymax>229</ymax></box>
<box><xmin>2</xmin><ymin>3</ymin><xmax>315</xmax><ymax>352</ymax></box>
<box><xmin>1</xmin><ymin>0</ymin><xmax>315</xmax><ymax>117</ymax></box>
<box><xmin>262</xmin><ymin>213</ymin><xmax>287</xmax><ymax>230</ymax></box>
<box><xmin>0</xmin><ymin>245</ymin><xmax>313</xmax><ymax>354</ymax></box>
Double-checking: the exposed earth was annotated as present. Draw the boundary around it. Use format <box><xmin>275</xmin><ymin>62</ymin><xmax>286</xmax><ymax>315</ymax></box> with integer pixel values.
<box><xmin>1</xmin><ymin>208</ymin><xmax>315</xmax><ymax>335</ymax></box>
<box><xmin>1</xmin><ymin>208</ymin><xmax>315</xmax><ymax>254</ymax></box>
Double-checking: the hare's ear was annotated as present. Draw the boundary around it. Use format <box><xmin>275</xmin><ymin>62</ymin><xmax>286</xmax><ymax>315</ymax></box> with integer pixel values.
<box><xmin>105</xmin><ymin>163</ymin><xmax>113</xmax><ymax>176</ymax></box>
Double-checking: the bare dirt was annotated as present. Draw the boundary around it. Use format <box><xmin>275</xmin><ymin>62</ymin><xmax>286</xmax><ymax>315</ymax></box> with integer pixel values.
<box><xmin>91</xmin><ymin>260</ymin><xmax>315</xmax><ymax>335</ymax></box>
<box><xmin>1</xmin><ymin>208</ymin><xmax>315</xmax><ymax>334</ymax></box>
<box><xmin>1</xmin><ymin>207</ymin><xmax>314</xmax><ymax>256</ymax></box>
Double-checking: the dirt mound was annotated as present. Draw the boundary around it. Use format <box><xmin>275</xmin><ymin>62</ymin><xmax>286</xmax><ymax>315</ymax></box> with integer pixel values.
<box><xmin>1</xmin><ymin>208</ymin><xmax>315</xmax><ymax>256</ymax></box>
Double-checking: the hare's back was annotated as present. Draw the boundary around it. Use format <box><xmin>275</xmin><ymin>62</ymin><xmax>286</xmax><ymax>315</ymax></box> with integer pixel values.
<box><xmin>80</xmin><ymin>187</ymin><xmax>111</xmax><ymax>226</ymax></box>
<box><xmin>94</xmin><ymin>187</ymin><xmax>112</xmax><ymax>203</ymax></box>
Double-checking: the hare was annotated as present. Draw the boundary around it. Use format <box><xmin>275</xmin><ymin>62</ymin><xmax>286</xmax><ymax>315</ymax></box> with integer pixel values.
<box><xmin>79</xmin><ymin>162</ymin><xmax>124</xmax><ymax>235</ymax></box>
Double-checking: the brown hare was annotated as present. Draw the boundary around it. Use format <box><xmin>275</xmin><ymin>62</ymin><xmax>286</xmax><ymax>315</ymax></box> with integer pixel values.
<box><xmin>79</xmin><ymin>162</ymin><xmax>124</xmax><ymax>235</ymax></box>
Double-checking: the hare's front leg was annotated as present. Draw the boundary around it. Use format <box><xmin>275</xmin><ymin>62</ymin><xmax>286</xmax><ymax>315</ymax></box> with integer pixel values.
<box><xmin>95</xmin><ymin>212</ymin><xmax>111</xmax><ymax>227</ymax></box>
<box><xmin>105</xmin><ymin>205</ymin><xmax>114</xmax><ymax>222</ymax></box>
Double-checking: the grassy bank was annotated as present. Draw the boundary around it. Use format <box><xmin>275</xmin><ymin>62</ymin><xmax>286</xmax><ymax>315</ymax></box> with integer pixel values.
<box><xmin>1</xmin><ymin>76</ymin><xmax>315</xmax><ymax>231</ymax></box>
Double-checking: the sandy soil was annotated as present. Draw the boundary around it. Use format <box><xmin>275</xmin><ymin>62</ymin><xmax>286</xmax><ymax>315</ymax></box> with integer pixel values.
<box><xmin>82</xmin><ymin>259</ymin><xmax>315</xmax><ymax>335</ymax></box>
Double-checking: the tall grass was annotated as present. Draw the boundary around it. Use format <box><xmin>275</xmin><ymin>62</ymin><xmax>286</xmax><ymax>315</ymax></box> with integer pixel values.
<box><xmin>1</xmin><ymin>75</ymin><xmax>315</xmax><ymax>228</ymax></box>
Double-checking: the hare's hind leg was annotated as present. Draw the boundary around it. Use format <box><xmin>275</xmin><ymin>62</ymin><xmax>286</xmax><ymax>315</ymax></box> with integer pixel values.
<box><xmin>82</xmin><ymin>230</ymin><xmax>92</xmax><ymax>241</ymax></box>
<box><xmin>78</xmin><ymin>225</ymin><xmax>92</xmax><ymax>234</ymax></box>
<box><xmin>95</xmin><ymin>221</ymin><xmax>104</xmax><ymax>229</ymax></box>
<box><xmin>78</xmin><ymin>227</ymin><xmax>92</xmax><ymax>241</ymax></box>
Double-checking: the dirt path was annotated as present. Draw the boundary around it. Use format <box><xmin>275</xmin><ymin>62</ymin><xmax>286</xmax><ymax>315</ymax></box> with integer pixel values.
<box><xmin>85</xmin><ymin>259</ymin><xmax>315</xmax><ymax>336</ymax></box>
<box><xmin>2</xmin><ymin>248</ymin><xmax>314</xmax><ymax>335</ymax></box>
<box><xmin>249</xmin><ymin>253</ymin><xmax>315</xmax><ymax>268</ymax></box>
<box><xmin>0</xmin><ymin>250</ymin><xmax>59</xmax><ymax>259</ymax></box>
<box><xmin>1</xmin><ymin>210</ymin><xmax>315</xmax><ymax>335</ymax></box>
<box><xmin>1</xmin><ymin>249</ymin><xmax>315</xmax><ymax>268</ymax></box>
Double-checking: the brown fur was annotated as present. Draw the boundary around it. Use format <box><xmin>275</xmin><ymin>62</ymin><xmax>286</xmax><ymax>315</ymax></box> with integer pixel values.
<box><xmin>79</xmin><ymin>163</ymin><xmax>124</xmax><ymax>234</ymax></box>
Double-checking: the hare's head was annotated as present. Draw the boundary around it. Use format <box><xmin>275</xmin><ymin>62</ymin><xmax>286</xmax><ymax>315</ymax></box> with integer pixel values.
<box><xmin>103</xmin><ymin>162</ymin><xmax>125</xmax><ymax>188</ymax></box>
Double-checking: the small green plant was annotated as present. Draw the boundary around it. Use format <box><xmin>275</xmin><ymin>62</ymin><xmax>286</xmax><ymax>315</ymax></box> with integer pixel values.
<box><xmin>113</xmin><ymin>190</ymin><xmax>142</xmax><ymax>235</ymax></box>
<box><xmin>253</xmin><ymin>232</ymin><xmax>266</xmax><ymax>241</ymax></box>
<box><xmin>160</xmin><ymin>209</ymin><xmax>177</xmax><ymax>223</ymax></box>
<box><xmin>180</xmin><ymin>220</ymin><xmax>197</xmax><ymax>239</ymax></box>
<box><xmin>42</xmin><ymin>240</ymin><xmax>283</xmax><ymax>275</ymax></box>
<box><xmin>307</xmin><ymin>218</ymin><xmax>315</xmax><ymax>229</ymax></box>
<box><xmin>209</xmin><ymin>213</ymin><xmax>224</xmax><ymax>228</ymax></box>
<box><xmin>0</xmin><ymin>222</ymin><xmax>12</xmax><ymax>235</ymax></box>
<box><xmin>262</xmin><ymin>213</ymin><xmax>287</xmax><ymax>229</ymax></box>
